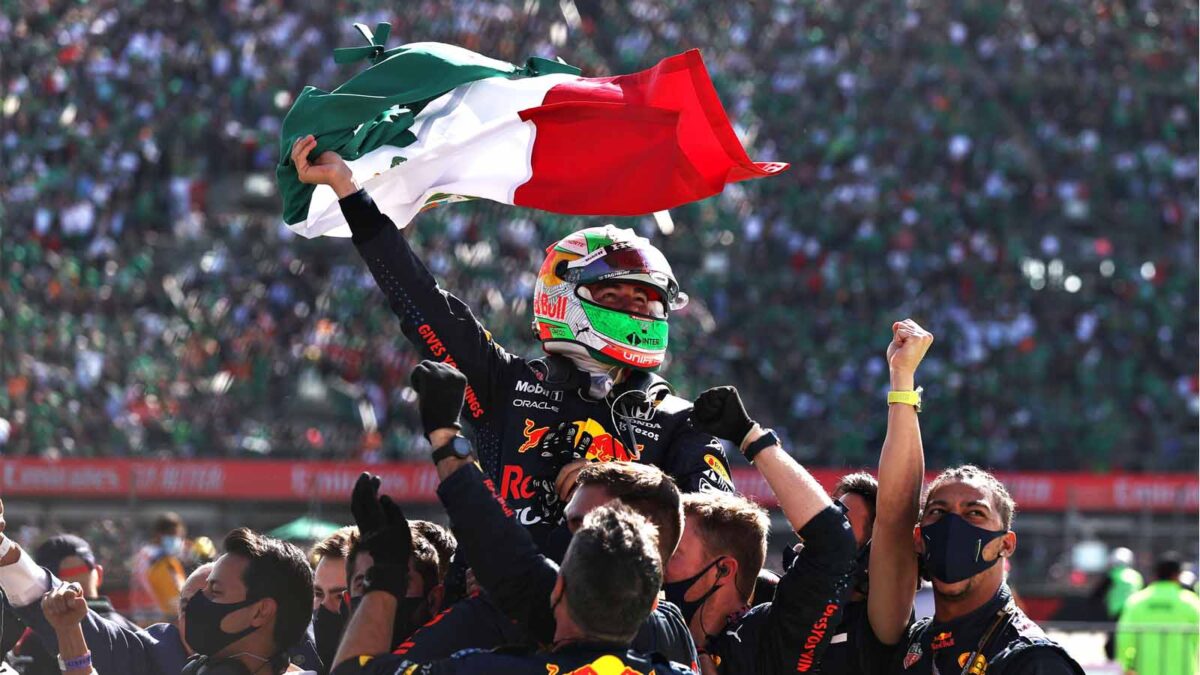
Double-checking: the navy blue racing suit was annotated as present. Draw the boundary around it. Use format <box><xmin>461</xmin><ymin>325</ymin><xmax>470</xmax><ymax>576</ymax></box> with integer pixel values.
<box><xmin>705</xmin><ymin>503</ymin><xmax>857</xmax><ymax>674</ymax></box>
<box><xmin>341</xmin><ymin>190</ymin><xmax>735</xmax><ymax>550</ymax></box>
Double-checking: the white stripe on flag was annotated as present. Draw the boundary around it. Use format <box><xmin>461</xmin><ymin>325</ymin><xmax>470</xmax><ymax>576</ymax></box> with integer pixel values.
<box><xmin>294</xmin><ymin>74</ymin><xmax>577</xmax><ymax>238</ymax></box>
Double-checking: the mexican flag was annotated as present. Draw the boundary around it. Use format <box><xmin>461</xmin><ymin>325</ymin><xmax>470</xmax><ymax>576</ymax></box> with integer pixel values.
<box><xmin>278</xmin><ymin>29</ymin><xmax>788</xmax><ymax>238</ymax></box>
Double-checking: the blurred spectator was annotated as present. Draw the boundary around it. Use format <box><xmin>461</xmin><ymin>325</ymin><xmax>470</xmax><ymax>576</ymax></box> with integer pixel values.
<box><xmin>0</xmin><ymin>0</ymin><xmax>1195</xmax><ymax>469</ymax></box>
<box><xmin>1115</xmin><ymin>551</ymin><xmax>1200</xmax><ymax>675</ymax></box>
<box><xmin>1097</xmin><ymin>546</ymin><xmax>1145</xmax><ymax>659</ymax></box>
<box><xmin>130</xmin><ymin>513</ymin><xmax>186</xmax><ymax>626</ymax></box>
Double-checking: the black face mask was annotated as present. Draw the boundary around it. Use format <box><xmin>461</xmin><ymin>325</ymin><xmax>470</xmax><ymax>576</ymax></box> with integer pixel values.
<box><xmin>920</xmin><ymin>513</ymin><xmax>1007</xmax><ymax>584</ymax></box>
<box><xmin>184</xmin><ymin>592</ymin><xmax>262</xmax><ymax>658</ymax></box>
<box><xmin>347</xmin><ymin>593</ymin><xmax>428</xmax><ymax>650</ymax></box>
<box><xmin>662</xmin><ymin>557</ymin><xmax>725</xmax><ymax>624</ymax></box>
<box><xmin>312</xmin><ymin>602</ymin><xmax>348</xmax><ymax>670</ymax></box>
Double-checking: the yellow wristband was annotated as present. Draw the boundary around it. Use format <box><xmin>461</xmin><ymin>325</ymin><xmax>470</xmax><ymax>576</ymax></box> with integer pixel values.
<box><xmin>887</xmin><ymin>387</ymin><xmax>923</xmax><ymax>412</ymax></box>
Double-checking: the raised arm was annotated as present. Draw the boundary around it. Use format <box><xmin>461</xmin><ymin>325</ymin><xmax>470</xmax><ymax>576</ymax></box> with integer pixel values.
<box><xmin>412</xmin><ymin>361</ymin><xmax>560</xmax><ymax>644</ymax></box>
<box><xmin>290</xmin><ymin>135</ymin><xmax>517</xmax><ymax>426</ymax></box>
<box><xmin>868</xmin><ymin>319</ymin><xmax>933</xmax><ymax>645</ymax></box>
<box><xmin>334</xmin><ymin>474</ymin><xmax>415</xmax><ymax>671</ymax></box>
<box><xmin>692</xmin><ymin>387</ymin><xmax>832</xmax><ymax>529</ymax></box>
<box><xmin>692</xmin><ymin>388</ymin><xmax>857</xmax><ymax>673</ymax></box>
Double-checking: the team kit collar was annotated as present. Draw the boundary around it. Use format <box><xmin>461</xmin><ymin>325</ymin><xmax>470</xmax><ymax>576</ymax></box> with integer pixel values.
<box><xmin>904</xmin><ymin>585</ymin><xmax>1014</xmax><ymax>672</ymax></box>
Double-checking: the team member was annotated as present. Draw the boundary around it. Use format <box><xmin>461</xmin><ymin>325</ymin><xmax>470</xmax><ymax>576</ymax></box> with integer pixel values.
<box><xmin>333</xmin><ymin>499</ymin><xmax>692</xmax><ymax>675</ymax></box>
<box><xmin>861</xmin><ymin>464</ymin><xmax>1084</xmax><ymax>674</ymax></box>
<box><xmin>311</xmin><ymin>527</ymin><xmax>359</xmax><ymax>672</ymax></box>
<box><xmin>178</xmin><ymin>528</ymin><xmax>316</xmax><ymax>674</ymax></box>
<box><xmin>661</xmin><ymin>386</ymin><xmax>857</xmax><ymax>674</ymax></box>
<box><xmin>290</xmin><ymin>137</ymin><xmax>734</xmax><ymax>551</ymax></box>
<box><xmin>1115</xmin><ymin>552</ymin><xmax>1200</xmax><ymax>675</ymax></box>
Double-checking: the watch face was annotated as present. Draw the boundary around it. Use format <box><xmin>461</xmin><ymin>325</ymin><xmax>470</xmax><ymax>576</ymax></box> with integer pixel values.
<box><xmin>450</xmin><ymin>436</ymin><xmax>472</xmax><ymax>458</ymax></box>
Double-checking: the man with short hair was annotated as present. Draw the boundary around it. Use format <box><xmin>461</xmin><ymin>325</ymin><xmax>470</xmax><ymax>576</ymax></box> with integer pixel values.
<box><xmin>658</xmin><ymin>384</ymin><xmax>858</xmax><ymax>674</ymax></box>
<box><xmin>180</xmin><ymin>527</ymin><xmax>316</xmax><ymax>674</ymax></box>
<box><xmin>310</xmin><ymin>526</ymin><xmax>359</xmax><ymax>672</ymax></box>
<box><xmin>1116</xmin><ymin>552</ymin><xmax>1200</xmax><ymax>675</ymax></box>
<box><xmin>408</xmin><ymin>521</ymin><xmax>456</xmax><ymax>588</ymax></box>
<box><xmin>333</xmin><ymin>502</ymin><xmax>691</xmax><ymax>674</ymax></box>
<box><xmin>311</xmin><ymin>527</ymin><xmax>358</xmax><ymax>615</ymax></box>
<box><xmin>833</xmin><ymin>473</ymin><xmax>878</xmax><ymax>549</ymax></box>
<box><xmin>861</xmin><ymin>464</ymin><xmax>1084</xmax><ymax>674</ymax></box>
<box><xmin>131</xmin><ymin>513</ymin><xmax>187</xmax><ymax>626</ymax></box>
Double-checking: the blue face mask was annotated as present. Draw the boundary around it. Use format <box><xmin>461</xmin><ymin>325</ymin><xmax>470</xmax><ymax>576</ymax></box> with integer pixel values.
<box><xmin>161</xmin><ymin>536</ymin><xmax>183</xmax><ymax>556</ymax></box>
<box><xmin>919</xmin><ymin>513</ymin><xmax>1007</xmax><ymax>584</ymax></box>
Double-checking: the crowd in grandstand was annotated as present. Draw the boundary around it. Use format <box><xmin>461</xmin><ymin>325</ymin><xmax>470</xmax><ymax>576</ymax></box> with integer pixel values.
<box><xmin>2</xmin><ymin>0</ymin><xmax>1196</xmax><ymax>471</ymax></box>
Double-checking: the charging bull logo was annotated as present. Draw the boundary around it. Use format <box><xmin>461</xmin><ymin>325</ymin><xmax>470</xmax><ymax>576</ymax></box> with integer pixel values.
<box><xmin>931</xmin><ymin>631</ymin><xmax>955</xmax><ymax>650</ymax></box>
<box><xmin>518</xmin><ymin>419</ymin><xmax>551</xmax><ymax>453</ymax></box>
<box><xmin>516</xmin><ymin>418</ymin><xmax>642</xmax><ymax>461</ymax></box>
<box><xmin>545</xmin><ymin>655</ymin><xmax>647</xmax><ymax>675</ymax></box>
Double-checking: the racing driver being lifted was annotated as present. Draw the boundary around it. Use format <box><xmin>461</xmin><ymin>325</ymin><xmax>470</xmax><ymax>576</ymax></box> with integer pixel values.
<box><xmin>291</xmin><ymin>135</ymin><xmax>734</xmax><ymax>552</ymax></box>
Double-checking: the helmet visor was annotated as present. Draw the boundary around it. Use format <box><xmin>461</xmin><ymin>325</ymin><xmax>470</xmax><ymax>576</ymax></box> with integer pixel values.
<box><xmin>562</xmin><ymin>244</ymin><xmax>686</xmax><ymax>309</ymax></box>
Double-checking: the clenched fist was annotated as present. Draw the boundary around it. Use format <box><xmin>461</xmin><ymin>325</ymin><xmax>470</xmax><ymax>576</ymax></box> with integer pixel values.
<box><xmin>887</xmin><ymin>319</ymin><xmax>934</xmax><ymax>390</ymax></box>
<box><xmin>42</xmin><ymin>583</ymin><xmax>89</xmax><ymax>632</ymax></box>
<box><xmin>693</xmin><ymin>386</ymin><xmax>757</xmax><ymax>447</ymax></box>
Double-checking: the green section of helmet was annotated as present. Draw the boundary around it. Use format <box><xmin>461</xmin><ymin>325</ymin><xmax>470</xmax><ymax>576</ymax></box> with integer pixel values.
<box><xmin>539</xmin><ymin>318</ymin><xmax>575</xmax><ymax>341</ymax></box>
<box><xmin>583</xmin><ymin>231</ymin><xmax>611</xmax><ymax>253</ymax></box>
<box><xmin>581</xmin><ymin>301</ymin><xmax>669</xmax><ymax>351</ymax></box>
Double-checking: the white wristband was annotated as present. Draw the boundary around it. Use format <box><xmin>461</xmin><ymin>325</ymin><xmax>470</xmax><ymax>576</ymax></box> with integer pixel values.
<box><xmin>0</xmin><ymin>536</ymin><xmax>13</xmax><ymax>560</ymax></box>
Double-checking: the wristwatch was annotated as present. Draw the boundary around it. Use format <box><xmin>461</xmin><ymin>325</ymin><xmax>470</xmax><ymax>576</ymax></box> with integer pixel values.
<box><xmin>431</xmin><ymin>435</ymin><xmax>474</xmax><ymax>465</ymax></box>
<box><xmin>887</xmin><ymin>386</ymin><xmax>923</xmax><ymax>413</ymax></box>
<box><xmin>741</xmin><ymin>428</ymin><xmax>780</xmax><ymax>463</ymax></box>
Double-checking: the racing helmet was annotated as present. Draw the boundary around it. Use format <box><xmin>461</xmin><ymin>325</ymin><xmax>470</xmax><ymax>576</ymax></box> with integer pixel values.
<box><xmin>532</xmin><ymin>225</ymin><xmax>688</xmax><ymax>370</ymax></box>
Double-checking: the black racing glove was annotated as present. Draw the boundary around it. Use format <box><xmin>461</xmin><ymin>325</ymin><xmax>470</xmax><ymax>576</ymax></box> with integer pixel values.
<box><xmin>353</xmin><ymin>475</ymin><xmax>414</xmax><ymax>599</ymax></box>
<box><xmin>692</xmin><ymin>386</ymin><xmax>757</xmax><ymax>446</ymax></box>
<box><xmin>351</xmin><ymin>472</ymin><xmax>385</xmax><ymax>535</ymax></box>
<box><xmin>409</xmin><ymin>360</ymin><xmax>467</xmax><ymax>440</ymax></box>
<box><xmin>532</xmin><ymin>421</ymin><xmax>589</xmax><ymax>523</ymax></box>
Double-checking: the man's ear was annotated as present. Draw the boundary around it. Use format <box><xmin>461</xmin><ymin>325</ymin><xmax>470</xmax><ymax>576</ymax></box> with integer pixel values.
<box><xmin>252</xmin><ymin>597</ymin><xmax>277</xmax><ymax>628</ymax></box>
<box><xmin>95</xmin><ymin>564</ymin><xmax>104</xmax><ymax>589</ymax></box>
<box><xmin>717</xmin><ymin>557</ymin><xmax>737</xmax><ymax>583</ymax></box>
<box><xmin>999</xmin><ymin>531</ymin><xmax>1017</xmax><ymax>558</ymax></box>
<box><xmin>912</xmin><ymin>525</ymin><xmax>925</xmax><ymax>555</ymax></box>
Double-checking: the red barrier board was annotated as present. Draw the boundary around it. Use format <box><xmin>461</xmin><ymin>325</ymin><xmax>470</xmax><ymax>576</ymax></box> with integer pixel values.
<box><xmin>0</xmin><ymin>459</ymin><xmax>1195</xmax><ymax>512</ymax></box>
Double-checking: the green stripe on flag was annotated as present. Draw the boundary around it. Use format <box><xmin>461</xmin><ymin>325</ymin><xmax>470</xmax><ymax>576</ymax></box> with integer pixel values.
<box><xmin>277</xmin><ymin>36</ymin><xmax>580</xmax><ymax>225</ymax></box>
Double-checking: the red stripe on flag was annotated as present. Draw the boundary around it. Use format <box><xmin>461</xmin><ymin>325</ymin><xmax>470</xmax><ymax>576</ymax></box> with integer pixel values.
<box><xmin>514</xmin><ymin>49</ymin><xmax>787</xmax><ymax>214</ymax></box>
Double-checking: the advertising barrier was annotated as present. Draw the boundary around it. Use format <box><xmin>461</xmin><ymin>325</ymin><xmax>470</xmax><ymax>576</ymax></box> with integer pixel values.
<box><xmin>0</xmin><ymin>459</ymin><xmax>1196</xmax><ymax>512</ymax></box>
